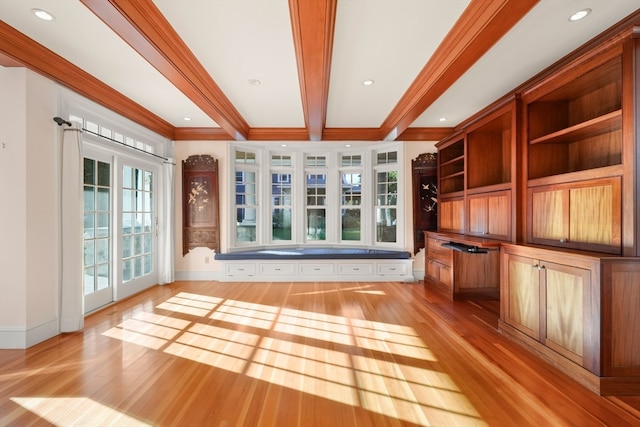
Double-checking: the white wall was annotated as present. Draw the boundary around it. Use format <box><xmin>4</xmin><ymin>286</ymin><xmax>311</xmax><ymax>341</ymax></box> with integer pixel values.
<box><xmin>0</xmin><ymin>67</ymin><xmax>59</xmax><ymax>348</ymax></box>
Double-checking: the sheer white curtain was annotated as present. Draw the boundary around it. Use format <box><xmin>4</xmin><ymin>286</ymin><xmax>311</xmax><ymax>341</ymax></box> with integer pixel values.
<box><xmin>60</xmin><ymin>122</ymin><xmax>84</xmax><ymax>332</ymax></box>
<box><xmin>158</xmin><ymin>160</ymin><xmax>175</xmax><ymax>284</ymax></box>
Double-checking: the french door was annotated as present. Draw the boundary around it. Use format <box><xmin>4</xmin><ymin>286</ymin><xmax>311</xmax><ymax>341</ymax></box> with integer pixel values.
<box><xmin>119</xmin><ymin>160</ymin><xmax>158</xmax><ymax>298</ymax></box>
<box><xmin>83</xmin><ymin>148</ymin><xmax>159</xmax><ymax>313</ymax></box>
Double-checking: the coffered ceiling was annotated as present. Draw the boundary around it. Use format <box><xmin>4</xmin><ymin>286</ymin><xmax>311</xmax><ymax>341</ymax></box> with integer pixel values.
<box><xmin>1</xmin><ymin>1</ymin><xmax>638</xmax><ymax>141</ymax></box>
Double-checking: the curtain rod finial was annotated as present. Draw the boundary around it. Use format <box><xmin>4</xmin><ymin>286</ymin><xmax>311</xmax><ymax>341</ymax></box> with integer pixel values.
<box><xmin>53</xmin><ymin>117</ymin><xmax>72</xmax><ymax>126</ymax></box>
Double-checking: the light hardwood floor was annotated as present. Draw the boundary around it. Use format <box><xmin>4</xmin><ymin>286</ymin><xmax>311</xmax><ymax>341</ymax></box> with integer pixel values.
<box><xmin>1</xmin><ymin>280</ymin><xmax>639</xmax><ymax>426</ymax></box>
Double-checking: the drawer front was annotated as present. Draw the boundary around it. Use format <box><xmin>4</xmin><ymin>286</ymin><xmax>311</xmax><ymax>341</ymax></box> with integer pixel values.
<box><xmin>377</xmin><ymin>263</ymin><xmax>406</xmax><ymax>276</ymax></box>
<box><xmin>427</xmin><ymin>238</ymin><xmax>453</xmax><ymax>266</ymax></box>
<box><xmin>299</xmin><ymin>264</ymin><xmax>335</xmax><ymax>275</ymax></box>
<box><xmin>226</xmin><ymin>263</ymin><xmax>256</xmax><ymax>276</ymax></box>
<box><xmin>259</xmin><ymin>263</ymin><xmax>295</xmax><ymax>275</ymax></box>
<box><xmin>338</xmin><ymin>263</ymin><xmax>374</xmax><ymax>275</ymax></box>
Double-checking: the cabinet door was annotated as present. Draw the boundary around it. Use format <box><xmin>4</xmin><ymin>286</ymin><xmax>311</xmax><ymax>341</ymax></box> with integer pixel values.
<box><xmin>541</xmin><ymin>261</ymin><xmax>591</xmax><ymax>367</ymax></box>
<box><xmin>439</xmin><ymin>199</ymin><xmax>464</xmax><ymax>233</ymax></box>
<box><xmin>502</xmin><ymin>253</ymin><xmax>541</xmax><ymax>339</ymax></box>
<box><xmin>529</xmin><ymin>178</ymin><xmax>621</xmax><ymax>254</ymax></box>
<box><xmin>568</xmin><ymin>180</ymin><xmax>620</xmax><ymax>253</ymax></box>
<box><xmin>468</xmin><ymin>191</ymin><xmax>511</xmax><ymax>240</ymax></box>
<box><xmin>530</xmin><ymin>187</ymin><xmax>567</xmax><ymax>243</ymax></box>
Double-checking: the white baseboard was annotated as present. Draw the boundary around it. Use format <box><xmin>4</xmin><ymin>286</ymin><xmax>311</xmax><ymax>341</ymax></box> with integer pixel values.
<box><xmin>0</xmin><ymin>318</ymin><xmax>59</xmax><ymax>349</ymax></box>
<box><xmin>175</xmin><ymin>270</ymin><xmax>222</xmax><ymax>281</ymax></box>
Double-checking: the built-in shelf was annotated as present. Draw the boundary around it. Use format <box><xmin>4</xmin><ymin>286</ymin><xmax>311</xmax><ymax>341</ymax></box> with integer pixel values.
<box><xmin>529</xmin><ymin>110</ymin><xmax>621</xmax><ymax>145</ymax></box>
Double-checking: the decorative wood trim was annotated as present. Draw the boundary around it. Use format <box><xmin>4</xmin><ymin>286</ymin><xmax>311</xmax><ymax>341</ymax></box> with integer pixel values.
<box><xmin>182</xmin><ymin>155</ymin><xmax>220</xmax><ymax>255</ymax></box>
<box><xmin>321</xmin><ymin>128</ymin><xmax>383</xmax><ymax>141</ymax></box>
<box><xmin>399</xmin><ymin>128</ymin><xmax>454</xmax><ymax>141</ymax></box>
<box><xmin>0</xmin><ymin>51</ymin><xmax>23</xmax><ymax>67</ymax></box>
<box><xmin>0</xmin><ymin>20</ymin><xmax>174</xmax><ymax>139</ymax></box>
<box><xmin>81</xmin><ymin>0</ymin><xmax>250</xmax><ymax>141</ymax></box>
<box><xmin>174</xmin><ymin>127</ymin><xmax>231</xmax><ymax>141</ymax></box>
<box><xmin>380</xmin><ymin>0</ymin><xmax>539</xmax><ymax>140</ymax></box>
<box><xmin>288</xmin><ymin>0</ymin><xmax>337</xmax><ymax>142</ymax></box>
<box><xmin>412</xmin><ymin>154</ymin><xmax>438</xmax><ymax>253</ymax></box>
<box><xmin>248</xmin><ymin>128</ymin><xmax>311</xmax><ymax>141</ymax></box>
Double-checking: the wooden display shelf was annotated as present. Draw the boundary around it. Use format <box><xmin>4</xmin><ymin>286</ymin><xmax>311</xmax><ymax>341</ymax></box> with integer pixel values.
<box><xmin>529</xmin><ymin>110</ymin><xmax>621</xmax><ymax>145</ymax></box>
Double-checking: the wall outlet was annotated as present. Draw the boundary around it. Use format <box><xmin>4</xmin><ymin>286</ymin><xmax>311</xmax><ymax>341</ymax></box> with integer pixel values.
<box><xmin>204</xmin><ymin>256</ymin><xmax>210</xmax><ymax>264</ymax></box>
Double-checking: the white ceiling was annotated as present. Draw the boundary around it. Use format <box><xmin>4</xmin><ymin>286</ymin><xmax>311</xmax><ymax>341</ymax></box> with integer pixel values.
<box><xmin>1</xmin><ymin>0</ymin><xmax>639</xmax><ymax>139</ymax></box>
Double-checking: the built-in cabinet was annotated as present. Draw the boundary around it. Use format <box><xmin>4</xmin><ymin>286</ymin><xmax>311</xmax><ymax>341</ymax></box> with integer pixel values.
<box><xmin>427</xmin><ymin>19</ymin><xmax>640</xmax><ymax>395</ymax></box>
<box><xmin>426</xmin><ymin>231</ymin><xmax>500</xmax><ymax>300</ymax></box>
<box><xmin>428</xmin><ymin>97</ymin><xmax>518</xmax><ymax>297</ymax></box>
<box><xmin>528</xmin><ymin>177</ymin><xmax>621</xmax><ymax>254</ymax></box>
<box><xmin>500</xmin><ymin>244</ymin><xmax>640</xmax><ymax>395</ymax></box>
<box><xmin>467</xmin><ymin>190</ymin><xmax>511</xmax><ymax>240</ymax></box>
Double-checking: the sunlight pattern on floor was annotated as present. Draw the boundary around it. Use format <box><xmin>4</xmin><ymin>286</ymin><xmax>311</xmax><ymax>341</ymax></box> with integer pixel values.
<box><xmin>102</xmin><ymin>290</ymin><xmax>487</xmax><ymax>426</ymax></box>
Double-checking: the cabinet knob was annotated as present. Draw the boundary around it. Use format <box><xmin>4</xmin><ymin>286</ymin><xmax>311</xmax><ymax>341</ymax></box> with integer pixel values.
<box><xmin>559</xmin><ymin>238</ymin><xmax>568</xmax><ymax>243</ymax></box>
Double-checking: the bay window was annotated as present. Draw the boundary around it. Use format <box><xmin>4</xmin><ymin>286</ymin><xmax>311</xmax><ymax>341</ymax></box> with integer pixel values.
<box><xmin>230</xmin><ymin>143</ymin><xmax>403</xmax><ymax>249</ymax></box>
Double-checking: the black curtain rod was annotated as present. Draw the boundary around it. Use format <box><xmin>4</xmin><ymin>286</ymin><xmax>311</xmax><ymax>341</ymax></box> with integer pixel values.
<box><xmin>53</xmin><ymin>116</ymin><xmax>172</xmax><ymax>163</ymax></box>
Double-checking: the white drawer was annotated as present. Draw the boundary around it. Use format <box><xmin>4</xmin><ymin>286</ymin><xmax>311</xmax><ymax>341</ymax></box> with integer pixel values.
<box><xmin>377</xmin><ymin>263</ymin><xmax>406</xmax><ymax>275</ymax></box>
<box><xmin>259</xmin><ymin>263</ymin><xmax>295</xmax><ymax>275</ymax></box>
<box><xmin>299</xmin><ymin>263</ymin><xmax>335</xmax><ymax>275</ymax></box>
<box><xmin>226</xmin><ymin>264</ymin><xmax>256</xmax><ymax>276</ymax></box>
<box><xmin>338</xmin><ymin>263</ymin><xmax>374</xmax><ymax>275</ymax></box>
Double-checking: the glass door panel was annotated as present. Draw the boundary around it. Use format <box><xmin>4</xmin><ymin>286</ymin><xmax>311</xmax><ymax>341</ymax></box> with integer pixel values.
<box><xmin>119</xmin><ymin>163</ymin><xmax>157</xmax><ymax>298</ymax></box>
<box><xmin>83</xmin><ymin>156</ymin><xmax>113</xmax><ymax>313</ymax></box>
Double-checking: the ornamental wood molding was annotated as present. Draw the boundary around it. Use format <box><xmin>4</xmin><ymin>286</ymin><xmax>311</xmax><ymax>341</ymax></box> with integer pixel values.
<box><xmin>182</xmin><ymin>154</ymin><xmax>220</xmax><ymax>255</ymax></box>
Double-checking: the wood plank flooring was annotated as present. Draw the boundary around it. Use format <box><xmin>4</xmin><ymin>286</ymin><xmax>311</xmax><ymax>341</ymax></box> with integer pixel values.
<box><xmin>1</xmin><ymin>280</ymin><xmax>639</xmax><ymax>426</ymax></box>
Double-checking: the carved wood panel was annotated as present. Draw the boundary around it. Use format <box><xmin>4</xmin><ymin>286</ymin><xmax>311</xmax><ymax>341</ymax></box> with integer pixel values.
<box><xmin>182</xmin><ymin>154</ymin><xmax>220</xmax><ymax>255</ymax></box>
<box><xmin>412</xmin><ymin>152</ymin><xmax>438</xmax><ymax>254</ymax></box>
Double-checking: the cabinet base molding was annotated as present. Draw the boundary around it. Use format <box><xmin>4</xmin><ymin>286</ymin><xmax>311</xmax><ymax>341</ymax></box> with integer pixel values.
<box><xmin>499</xmin><ymin>320</ymin><xmax>640</xmax><ymax>395</ymax></box>
<box><xmin>216</xmin><ymin>259</ymin><xmax>414</xmax><ymax>282</ymax></box>
<box><xmin>426</xmin><ymin>278</ymin><xmax>499</xmax><ymax>301</ymax></box>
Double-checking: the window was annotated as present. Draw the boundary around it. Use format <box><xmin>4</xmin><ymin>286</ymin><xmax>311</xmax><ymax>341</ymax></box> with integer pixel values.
<box><xmin>234</xmin><ymin>149</ymin><xmax>259</xmax><ymax>244</ymax></box>
<box><xmin>230</xmin><ymin>143</ymin><xmax>403</xmax><ymax>249</ymax></box>
<box><xmin>375</xmin><ymin>150</ymin><xmax>399</xmax><ymax>243</ymax></box>
<box><xmin>305</xmin><ymin>154</ymin><xmax>328</xmax><ymax>241</ymax></box>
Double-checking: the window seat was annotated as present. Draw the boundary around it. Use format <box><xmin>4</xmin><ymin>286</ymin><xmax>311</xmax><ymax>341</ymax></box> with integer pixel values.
<box><xmin>214</xmin><ymin>247</ymin><xmax>413</xmax><ymax>282</ymax></box>
<box><xmin>214</xmin><ymin>247</ymin><xmax>411</xmax><ymax>260</ymax></box>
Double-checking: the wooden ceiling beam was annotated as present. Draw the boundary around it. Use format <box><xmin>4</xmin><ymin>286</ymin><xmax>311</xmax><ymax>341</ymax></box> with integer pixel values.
<box><xmin>380</xmin><ymin>0</ymin><xmax>539</xmax><ymax>141</ymax></box>
<box><xmin>288</xmin><ymin>0</ymin><xmax>338</xmax><ymax>141</ymax></box>
<box><xmin>0</xmin><ymin>21</ymin><xmax>175</xmax><ymax>139</ymax></box>
<box><xmin>81</xmin><ymin>0</ymin><xmax>248</xmax><ymax>141</ymax></box>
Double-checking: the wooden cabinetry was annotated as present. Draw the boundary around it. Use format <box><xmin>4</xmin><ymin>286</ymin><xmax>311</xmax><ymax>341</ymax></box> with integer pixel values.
<box><xmin>467</xmin><ymin>190</ymin><xmax>511</xmax><ymax>240</ymax></box>
<box><xmin>425</xmin><ymin>234</ymin><xmax>453</xmax><ymax>290</ymax></box>
<box><xmin>437</xmin><ymin>134</ymin><xmax>464</xmax><ymax>196</ymax></box>
<box><xmin>435</xmin><ymin>97</ymin><xmax>518</xmax><ymax>242</ymax></box>
<box><xmin>438</xmin><ymin>198</ymin><xmax>464</xmax><ymax>234</ymax></box>
<box><xmin>425</xmin><ymin>231</ymin><xmax>500</xmax><ymax>300</ymax></box>
<box><xmin>523</xmin><ymin>44</ymin><xmax>628</xmax><ymax>255</ymax></box>
<box><xmin>528</xmin><ymin>177</ymin><xmax>621</xmax><ymax>254</ymax></box>
<box><xmin>500</xmin><ymin>244</ymin><xmax>640</xmax><ymax>395</ymax></box>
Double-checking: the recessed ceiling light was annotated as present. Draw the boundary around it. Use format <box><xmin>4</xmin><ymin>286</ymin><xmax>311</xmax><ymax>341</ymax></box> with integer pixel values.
<box><xmin>439</xmin><ymin>117</ymin><xmax>447</xmax><ymax>122</ymax></box>
<box><xmin>183</xmin><ymin>117</ymin><xmax>192</xmax><ymax>121</ymax></box>
<box><xmin>362</xmin><ymin>79</ymin><xmax>374</xmax><ymax>86</ymax></box>
<box><xmin>248</xmin><ymin>79</ymin><xmax>261</xmax><ymax>86</ymax></box>
<box><xmin>345</xmin><ymin>144</ymin><xmax>352</xmax><ymax>148</ymax></box>
<box><xmin>281</xmin><ymin>144</ymin><xmax>287</xmax><ymax>147</ymax></box>
<box><xmin>569</xmin><ymin>8</ymin><xmax>591</xmax><ymax>21</ymax></box>
<box><xmin>32</xmin><ymin>8</ymin><xmax>55</xmax><ymax>21</ymax></box>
